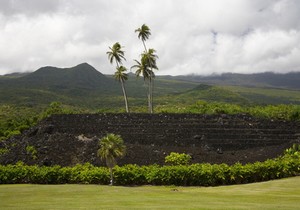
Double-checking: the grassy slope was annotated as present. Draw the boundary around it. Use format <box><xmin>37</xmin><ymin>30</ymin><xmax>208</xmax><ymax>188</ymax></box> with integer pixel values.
<box><xmin>1</xmin><ymin>176</ymin><xmax>299</xmax><ymax>210</ymax></box>
<box><xmin>222</xmin><ymin>85</ymin><xmax>300</xmax><ymax>104</ymax></box>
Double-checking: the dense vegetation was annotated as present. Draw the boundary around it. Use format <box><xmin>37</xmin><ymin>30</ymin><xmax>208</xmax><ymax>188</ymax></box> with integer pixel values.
<box><xmin>0</xmin><ymin>147</ymin><xmax>299</xmax><ymax>186</ymax></box>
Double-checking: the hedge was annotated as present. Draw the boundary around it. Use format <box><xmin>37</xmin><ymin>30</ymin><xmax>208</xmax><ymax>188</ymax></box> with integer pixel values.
<box><xmin>0</xmin><ymin>153</ymin><xmax>299</xmax><ymax>186</ymax></box>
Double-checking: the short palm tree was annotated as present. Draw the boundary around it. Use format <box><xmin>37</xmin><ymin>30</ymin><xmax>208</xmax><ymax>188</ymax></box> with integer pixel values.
<box><xmin>97</xmin><ymin>133</ymin><xmax>126</xmax><ymax>185</ymax></box>
<box><xmin>107</xmin><ymin>42</ymin><xmax>129</xmax><ymax>113</ymax></box>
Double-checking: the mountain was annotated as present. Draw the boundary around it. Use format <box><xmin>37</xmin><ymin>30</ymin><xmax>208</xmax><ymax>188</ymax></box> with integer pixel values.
<box><xmin>0</xmin><ymin>63</ymin><xmax>199</xmax><ymax>108</ymax></box>
<box><xmin>167</xmin><ymin>72</ymin><xmax>300</xmax><ymax>90</ymax></box>
<box><xmin>18</xmin><ymin>63</ymin><xmax>113</xmax><ymax>90</ymax></box>
<box><xmin>1</xmin><ymin>63</ymin><xmax>300</xmax><ymax>109</ymax></box>
<box><xmin>0</xmin><ymin>63</ymin><xmax>121</xmax><ymax>107</ymax></box>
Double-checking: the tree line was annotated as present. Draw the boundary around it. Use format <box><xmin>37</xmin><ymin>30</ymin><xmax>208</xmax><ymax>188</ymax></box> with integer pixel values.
<box><xmin>107</xmin><ymin>24</ymin><xmax>158</xmax><ymax>113</ymax></box>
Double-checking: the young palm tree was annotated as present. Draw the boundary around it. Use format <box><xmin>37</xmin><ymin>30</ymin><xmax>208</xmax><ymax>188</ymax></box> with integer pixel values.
<box><xmin>97</xmin><ymin>133</ymin><xmax>126</xmax><ymax>185</ymax></box>
<box><xmin>114</xmin><ymin>66</ymin><xmax>129</xmax><ymax>112</ymax></box>
<box><xmin>106</xmin><ymin>42</ymin><xmax>129</xmax><ymax>112</ymax></box>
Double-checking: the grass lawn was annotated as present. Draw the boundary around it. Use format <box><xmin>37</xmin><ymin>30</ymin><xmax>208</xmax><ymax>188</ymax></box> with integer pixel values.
<box><xmin>0</xmin><ymin>176</ymin><xmax>300</xmax><ymax>210</ymax></box>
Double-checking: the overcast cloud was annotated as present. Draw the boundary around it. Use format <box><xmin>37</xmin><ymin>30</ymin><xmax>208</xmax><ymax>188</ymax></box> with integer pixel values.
<box><xmin>0</xmin><ymin>0</ymin><xmax>300</xmax><ymax>75</ymax></box>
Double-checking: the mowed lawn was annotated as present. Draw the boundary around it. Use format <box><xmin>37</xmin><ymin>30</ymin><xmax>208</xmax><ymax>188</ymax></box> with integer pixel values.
<box><xmin>1</xmin><ymin>176</ymin><xmax>300</xmax><ymax>210</ymax></box>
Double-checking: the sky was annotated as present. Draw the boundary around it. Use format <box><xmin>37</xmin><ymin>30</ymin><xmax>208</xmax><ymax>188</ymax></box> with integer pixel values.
<box><xmin>0</xmin><ymin>0</ymin><xmax>300</xmax><ymax>76</ymax></box>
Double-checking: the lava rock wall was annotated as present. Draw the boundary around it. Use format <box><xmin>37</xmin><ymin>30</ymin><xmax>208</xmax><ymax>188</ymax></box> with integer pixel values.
<box><xmin>1</xmin><ymin>113</ymin><xmax>299</xmax><ymax>166</ymax></box>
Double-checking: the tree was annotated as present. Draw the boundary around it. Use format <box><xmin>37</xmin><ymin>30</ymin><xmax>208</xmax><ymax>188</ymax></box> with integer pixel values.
<box><xmin>106</xmin><ymin>42</ymin><xmax>126</xmax><ymax>67</ymax></box>
<box><xmin>114</xmin><ymin>66</ymin><xmax>129</xmax><ymax>113</ymax></box>
<box><xmin>135</xmin><ymin>24</ymin><xmax>151</xmax><ymax>53</ymax></box>
<box><xmin>135</xmin><ymin>24</ymin><xmax>158</xmax><ymax>113</ymax></box>
<box><xmin>107</xmin><ymin>42</ymin><xmax>129</xmax><ymax>113</ymax></box>
<box><xmin>97</xmin><ymin>133</ymin><xmax>126</xmax><ymax>185</ymax></box>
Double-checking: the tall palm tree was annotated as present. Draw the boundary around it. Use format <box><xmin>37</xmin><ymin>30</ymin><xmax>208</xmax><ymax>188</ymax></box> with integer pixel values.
<box><xmin>131</xmin><ymin>57</ymin><xmax>152</xmax><ymax>111</ymax></box>
<box><xmin>135</xmin><ymin>24</ymin><xmax>151</xmax><ymax>53</ymax></box>
<box><xmin>106</xmin><ymin>42</ymin><xmax>126</xmax><ymax>67</ymax></box>
<box><xmin>114</xmin><ymin>66</ymin><xmax>129</xmax><ymax>113</ymax></box>
<box><xmin>141</xmin><ymin>49</ymin><xmax>158</xmax><ymax>112</ymax></box>
<box><xmin>107</xmin><ymin>42</ymin><xmax>129</xmax><ymax>113</ymax></box>
<box><xmin>97</xmin><ymin>133</ymin><xmax>126</xmax><ymax>185</ymax></box>
<box><xmin>135</xmin><ymin>24</ymin><xmax>158</xmax><ymax>113</ymax></box>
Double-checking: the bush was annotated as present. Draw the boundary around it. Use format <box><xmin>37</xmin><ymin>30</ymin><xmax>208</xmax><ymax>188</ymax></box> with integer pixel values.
<box><xmin>0</xmin><ymin>149</ymin><xmax>299</xmax><ymax>186</ymax></box>
<box><xmin>165</xmin><ymin>152</ymin><xmax>191</xmax><ymax>166</ymax></box>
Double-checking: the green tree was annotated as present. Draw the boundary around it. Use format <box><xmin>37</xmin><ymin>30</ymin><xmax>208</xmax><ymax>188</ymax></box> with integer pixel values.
<box><xmin>97</xmin><ymin>133</ymin><xmax>126</xmax><ymax>185</ymax></box>
<box><xmin>107</xmin><ymin>42</ymin><xmax>129</xmax><ymax>113</ymax></box>
<box><xmin>134</xmin><ymin>24</ymin><xmax>158</xmax><ymax>113</ymax></box>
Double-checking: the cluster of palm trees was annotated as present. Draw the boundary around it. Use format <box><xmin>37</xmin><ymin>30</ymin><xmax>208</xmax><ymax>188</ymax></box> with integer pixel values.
<box><xmin>107</xmin><ymin>24</ymin><xmax>158</xmax><ymax>113</ymax></box>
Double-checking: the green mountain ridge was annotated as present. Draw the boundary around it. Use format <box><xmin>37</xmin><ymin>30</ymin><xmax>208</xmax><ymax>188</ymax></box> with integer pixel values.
<box><xmin>171</xmin><ymin>72</ymin><xmax>300</xmax><ymax>90</ymax></box>
<box><xmin>1</xmin><ymin>63</ymin><xmax>300</xmax><ymax>109</ymax></box>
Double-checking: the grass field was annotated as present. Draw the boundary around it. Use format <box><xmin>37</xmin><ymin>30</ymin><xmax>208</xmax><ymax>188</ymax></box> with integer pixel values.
<box><xmin>1</xmin><ymin>176</ymin><xmax>300</xmax><ymax>210</ymax></box>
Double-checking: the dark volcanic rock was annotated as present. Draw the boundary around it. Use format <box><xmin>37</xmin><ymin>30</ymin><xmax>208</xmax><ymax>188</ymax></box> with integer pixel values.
<box><xmin>0</xmin><ymin>113</ymin><xmax>299</xmax><ymax>166</ymax></box>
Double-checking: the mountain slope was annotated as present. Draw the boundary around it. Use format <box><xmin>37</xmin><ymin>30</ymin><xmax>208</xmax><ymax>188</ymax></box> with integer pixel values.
<box><xmin>0</xmin><ymin>63</ymin><xmax>199</xmax><ymax>108</ymax></box>
<box><xmin>18</xmin><ymin>63</ymin><xmax>113</xmax><ymax>90</ymax></box>
<box><xmin>1</xmin><ymin>63</ymin><xmax>300</xmax><ymax>109</ymax></box>
<box><xmin>170</xmin><ymin>72</ymin><xmax>300</xmax><ymax>90</ymax></box>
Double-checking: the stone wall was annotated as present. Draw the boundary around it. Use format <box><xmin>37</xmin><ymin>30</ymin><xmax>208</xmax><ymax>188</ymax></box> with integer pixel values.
<box><xmin>1</xmin><ymin>113</ymin><xmax>299</xmax><ymax>166</ymax></box>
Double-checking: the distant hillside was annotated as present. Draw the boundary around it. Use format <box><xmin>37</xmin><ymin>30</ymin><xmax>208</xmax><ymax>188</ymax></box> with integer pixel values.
<box><xmin>168</xmin><ymin>72</ymin><xmax>300</xmax><ymax>90</ymax></box>
<box><xmin>0</xmin><ymin>63</ymin><xmax>198</xmax><ymax>108</ymax></box>
<box><xmin>1</xmin><ymin>63</ymin><xmax>300</xmax><ymax>109</ymax></box>
<box><xmin>18</xmin><ymin>63</ymin><xmax>113</xmax><ymax>90</ymax></box>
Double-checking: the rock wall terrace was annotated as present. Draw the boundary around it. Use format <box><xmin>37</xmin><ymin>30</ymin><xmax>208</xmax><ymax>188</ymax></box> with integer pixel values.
<box><xmin>1</xmin><ymin>113</ymin><xmax>299</xmax><ymax>166</ymax></box>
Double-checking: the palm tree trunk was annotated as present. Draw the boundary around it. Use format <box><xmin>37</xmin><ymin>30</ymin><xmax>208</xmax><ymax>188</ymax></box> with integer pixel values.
<box><xmin>148</xmin><ymin>79</ymin><xmax>152</xmax><ymax>113</ymax></box>
<box><xmin>151</xmin><ymin>77</ymin><xmax>154</xmax><ymax>113</ymax></box>
<box><xmin>120</xmin><ymin>80</ymin><xmax>129</xmax><ymax>113</ymax></box>
<box><xmin>142</xmin><ymin>40</ymin><xmax>153</xmax><ymax>113</ymax></box>
<box><xmin>142</xmin><ymin>40</ymin><xmax>148</xmax><ymax>53</ymax></box>
<box><xmin>149</xmin><ymin>77</ymin><xmax>153</xmax><ymax>113</ymax></box>
<box><xmin>109</xmin><ymin>167</ymin><xmax>114</xmax><ymax>185</ymax></box>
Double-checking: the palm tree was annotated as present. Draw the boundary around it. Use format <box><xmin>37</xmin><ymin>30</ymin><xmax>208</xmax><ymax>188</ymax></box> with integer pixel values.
<box><xmin>141</xmin><ymin>49</ymin><xmax>158</xmax><ymax>112</ymax></box>
<box><xmin>107</xmin><ymin>42</ymin><xmax>129</xmax><ymax>113</ymax></box>
<box><xmin>97</xmin><ymin>133</ymin><xmax>126</xmax><ymax>185</ymax></box>
<box><xmin>131</xmin><ymin>57</ymin><xmax>152</xmax><ymax>111</ymax></box>
<box><xmin>106</xmin><ymin>42</ymin><xmax>126</xmax><ymax>67</ymax></box>
<box><xmin>135</xmin><ymin>24</ymin><xmax>151</xmax><ymax>53</ymax></box>
<box><xmin>114</xmin><ymin>66</ymin><xmax>129</xmax><ymax>112</ymax></box>
<box><xmin>135</xmin><ymin>24</ymin><xmax>158</xmax><ymax>113</ymax></box>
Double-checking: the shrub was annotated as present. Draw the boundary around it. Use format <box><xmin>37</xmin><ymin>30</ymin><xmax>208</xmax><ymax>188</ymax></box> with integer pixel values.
<box><xmin>165</xmin><ymin>152</ymin><xmax>191</xmax><ymax>166</ymax></box>
<box><xmin>0</xmin><ymin>148</ymin><xmax>299</xmax><ymax>186</ymax></box>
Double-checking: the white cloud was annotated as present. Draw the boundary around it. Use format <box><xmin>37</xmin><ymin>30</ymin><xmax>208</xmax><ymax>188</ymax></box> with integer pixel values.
<box><xmin>0</xmin><ymin>0</ymin><xmax>300</xmax><ymax>75</ymax></box>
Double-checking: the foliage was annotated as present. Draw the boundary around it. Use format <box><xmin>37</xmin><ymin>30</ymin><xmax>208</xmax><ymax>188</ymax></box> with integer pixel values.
<box><xmin>165</xmin><ymin>152</ymin><xmax>191</xmax><ymax>166</ymax></box>
<box><xmin>1</xmin><ymin>149</ymin><xmax>299</xmax><ymax>186</ymax></box>
<box><xmin>0</xmin><ymin>105</ymin><xmax>39</xmax><ymax>141</ymax></box>
<box><xmin>285</xmin><ymin>143</ymin><xmax>300</xmax><ymax>156</ymax></box>
<box><xmin>25</xmin><ymin>145</ymin><xmax>37</xmax><ymax>160</ymax></box>
<box><xmin>156</xmin><ymin>100</ymin><xmax>300</xmax><ymax>121</ymax></box>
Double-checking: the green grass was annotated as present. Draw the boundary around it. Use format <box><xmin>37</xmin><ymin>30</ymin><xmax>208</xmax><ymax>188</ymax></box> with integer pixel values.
<box><xmin>1</xmin><ymin>176</ymin><xmax>300</xmax><ymax>210</ymax></box>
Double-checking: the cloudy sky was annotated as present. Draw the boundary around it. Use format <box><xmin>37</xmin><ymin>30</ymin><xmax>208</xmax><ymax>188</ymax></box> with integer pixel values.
<box><xmin>0</xmin><ymin>0</ymin><xmax>300</xmax><ymax>75</ymax></box>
